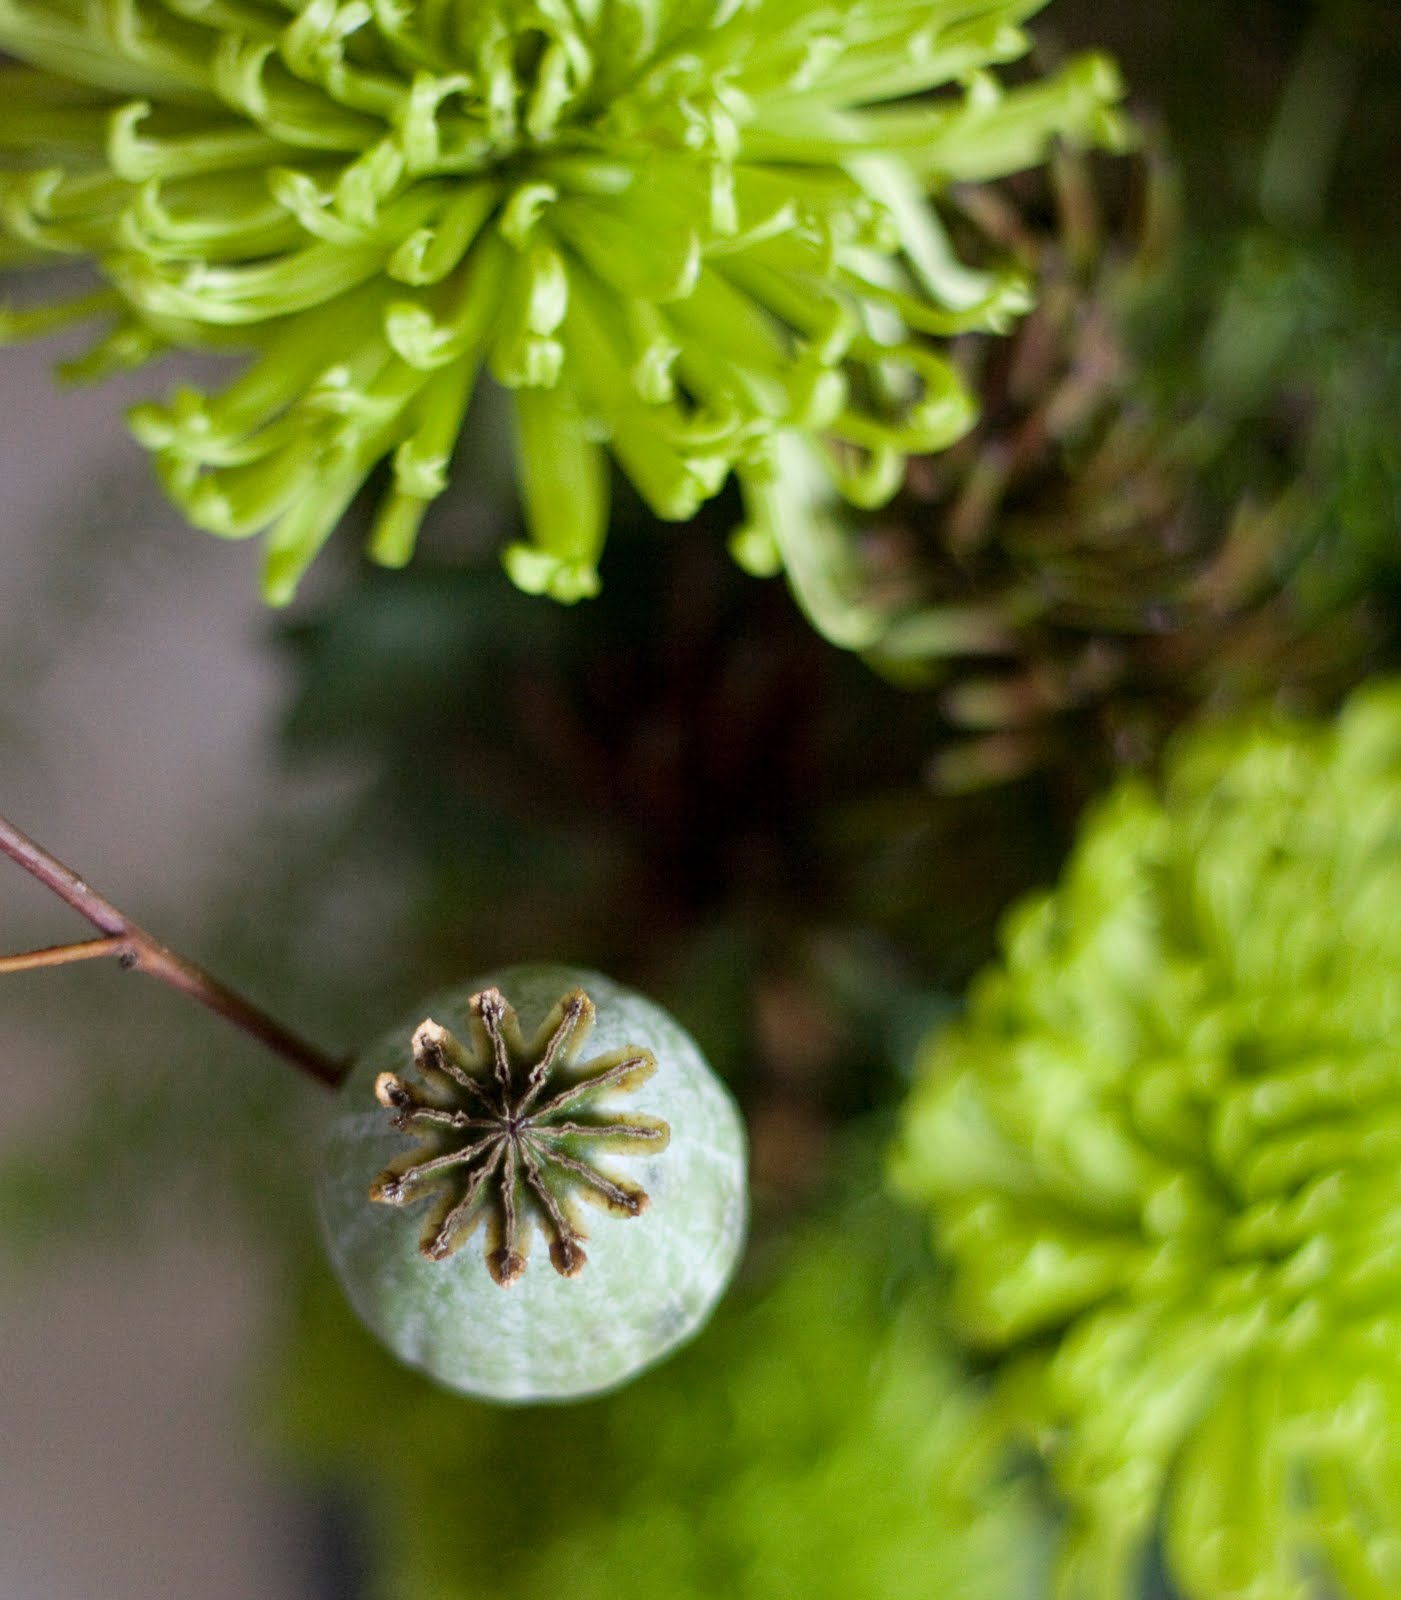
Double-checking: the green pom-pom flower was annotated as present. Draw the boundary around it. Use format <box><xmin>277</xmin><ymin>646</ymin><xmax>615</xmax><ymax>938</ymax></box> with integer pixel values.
<box><xmin>280</xmin><ymin>1183</ymin><xmax>1046</xmax><ymax>1600</ymax></box>
<box><xmin>0</xmin><ymin>0</ymin><xmax>1127</xmax><ymax>607</ymax></box>
<box><xmin>891</xmin><ymin>680</ymin><xmax>1401</xmax><ymax>1600</ymax></box>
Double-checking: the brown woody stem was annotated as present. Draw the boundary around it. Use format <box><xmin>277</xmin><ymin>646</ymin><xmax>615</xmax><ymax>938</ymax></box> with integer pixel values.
<box><xmin>0</xmin><ymin>811</ymin><xmax>346</xmax><ymax>1089</ymax></box>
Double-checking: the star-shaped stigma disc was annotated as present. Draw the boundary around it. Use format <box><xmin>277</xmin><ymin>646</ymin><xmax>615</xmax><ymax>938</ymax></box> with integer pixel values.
<box><xmin>368</xmin><ymin>986</ymin><xmax>671</xmax><ymax>1285</ymax></box>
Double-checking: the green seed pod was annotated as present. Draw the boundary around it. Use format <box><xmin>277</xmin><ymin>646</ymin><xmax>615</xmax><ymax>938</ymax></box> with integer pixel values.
<box><xmin>315</xmin><ymin>963</ymin><xmax>748</xmax><ymax>1403</ymax></box>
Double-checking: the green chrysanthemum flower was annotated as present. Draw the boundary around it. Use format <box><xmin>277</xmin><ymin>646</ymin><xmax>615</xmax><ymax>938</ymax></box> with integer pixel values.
<box><xmin>892</xmin><ymin>680</ymin><xmax>1401</xmax><ymax>1600</ymax></box>
<box><xmin>279</xmin><ymin>1185</ymin><xmax>1046</xmax><ymax>1600</ymax></box>
<box><xmin>0</xmin><ymin>0</ymin><xmax>1127</xmax><ymax>605</ymax></box>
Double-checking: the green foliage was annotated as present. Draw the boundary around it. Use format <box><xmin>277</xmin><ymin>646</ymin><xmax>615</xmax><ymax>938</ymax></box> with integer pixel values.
<box><xmin>277</xmin><ymin>1174</ymin><xmax>1046</xmax><ymax>1600</ymax></box>
<box><xmin>0</xmin><ymin>0</ymin><xmax>1127</xmax><ymax>619</ymax></box>
<box><xmin>800</xmin><ymin>134</ymin><xmax>1401</xmax><ymax>794</ymax></box>
<box><xmin>892</xmin><ymin>680</ymin><xmax>1401</xmax><ymax>1600</ymax></box>
<box><xmin>1129</xmin><ymin>225</ymin><xmax>1401</xmax><ymax>625</ymax></box>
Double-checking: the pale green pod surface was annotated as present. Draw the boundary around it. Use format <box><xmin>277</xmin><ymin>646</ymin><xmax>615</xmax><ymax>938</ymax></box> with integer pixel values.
<box><xmin>315</xmin><ymin>964</ymin><xmax>748</xmax><ymax>1403</ymax></box>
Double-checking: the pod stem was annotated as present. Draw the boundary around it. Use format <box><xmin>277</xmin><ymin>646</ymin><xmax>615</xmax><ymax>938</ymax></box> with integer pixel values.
<box><xmin>0</xmin><ymin>809</ymin><xmax>347</xmax><ymax>1089</ymax></box>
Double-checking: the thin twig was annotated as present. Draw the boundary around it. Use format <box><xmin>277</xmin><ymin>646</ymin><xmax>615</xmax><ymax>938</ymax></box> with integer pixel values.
<box><xmin>0</xmin><ymin>811</ymin><xmax>346</xmax><ymax>1089</ymax></box>
<box><xmin>0</xmin><ymin>935</ymin><xmax>129</xmax><ymax>974</ymax></box>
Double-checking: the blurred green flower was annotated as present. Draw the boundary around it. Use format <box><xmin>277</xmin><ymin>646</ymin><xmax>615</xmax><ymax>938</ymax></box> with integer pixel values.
<box><xmin>0</xmin><ymin>0</ymin><xmax>1126</xmax><ymax>605</ymax></box>
<box><xmin>891</xmin><ymin>680</ymin><xmax>1401</xmax><ymax>1600</ymax></box>
<box><xmin>278</xmin><ymin>1182</ymin><xmax>1045</xmax><ymax>1600</ymax></box>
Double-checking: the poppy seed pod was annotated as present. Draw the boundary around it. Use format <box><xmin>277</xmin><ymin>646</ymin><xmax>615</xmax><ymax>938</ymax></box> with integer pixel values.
<box><xmin>316</xmin><ymin>964</ymin><xmax>747</xmax><ymax>1402</ymax></box>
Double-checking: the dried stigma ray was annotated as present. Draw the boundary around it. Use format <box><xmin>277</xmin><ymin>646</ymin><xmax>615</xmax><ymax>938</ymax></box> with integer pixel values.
<box><xmin>369</xmin><ymin>984</ymin><xmax>669</xmax><ymax>1285</ymax></box>
<box><xmin>0</xmin><ymin>0</ymin><xmax>1130</xmax><ymax>619</ymax></box>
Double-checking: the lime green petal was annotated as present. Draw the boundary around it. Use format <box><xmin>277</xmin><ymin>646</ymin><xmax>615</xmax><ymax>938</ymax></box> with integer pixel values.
<box><xmin>894</xmin><ymin>55</ymin><xmax>1135</xmax><ymax>182</ymax></box>
<box><xmin>488</xmin><ymin>236</ymin><xmax>569</xmax><ymax>387</ymax></box>
<box><xmin>551</xmin><ymin>192</ymin><xmax>700</xmax><ymax>304</ymax></box>
<box><xmin>764</xmin><ymin>10</ymin><xmax>1035</xmax><ymax>106</ymax></box>
<box><xmin>850</xmin><ymin>154</ymin><xmax>1016</xmax><ymax>312</ymax></box>
<box><xmin>365</xmin><ymin>488</ymin><xmax>431</xmax><ymax>571</ymax></box>
<box><xmin>384</xmin><ymin>233</ymin><xmax>511</xmax><ymax>371</ymax></box>
<box><xmin>161</xmin><ymin>438</ymin><xmax>318</xmax><ymax>538</ymax></box>
<box><xmin>119</xmin><ymin>173</ymin><xmax>297</xmax><ymax>260</ymax></box>
<box><xmin>0</xmin><ymin>0</ymin><xmax>209</xmax><ymax>97</ymax></box>
<box><xmin>841</xmin><ymin>265</ymin><xmax>1033</xmax><ymax>337</ymax></box>
<box><xmin>0</xmin><ymin>284</ymin><xmax>120</xmax><ymax>341</ymax></box>
<box><xmin>0</xmin><ymin>77</ymin><xmax>115</xmax><ymax>153</ymax></box>
<box><xmin>1166</xmin><ymin>1368</ymin><xmax>1296</xmax><ymax>1600</ymax></box>
<box><xmin>214</xmin><ymin>37</ymin><xmax>386</xmax><ymax>150</ymax></box>
<box><xmin>106</xmin><ymin>100</ymin><xmax>284</xmax><ymax>183</ymax></box>
<box><xmin>737</xmin><ymin>433</ymin><xmax>889</xmax><ymax>652</ymax></box>
<box><xmin>113</xmin><ymin>238</ymin><xmax>388</xmax><ymax>323</ymax></box>
<box><xmin>501</xmin><ymin>542</ymin><xmax>603</xmax><ymax>603</ymax></box>
<box><xmin>386</xmin><ymin>180</ymin><xmax>497</xmax><ymax>284</ymax></box>
<box><xmin>2</xmin><ymin>169</ymin><xmax>122</xmax><ymax>255</ymax></box>
<box><xmin>56</xmin><ymin>314</ymin><xmax>164</xmax><ymax>380</ymax></box>
<box><xmin>261</xmin><ymin>423</ymin><xmax>397</xmax><ymax>602</ymax></box>
<box><xmin>507</xmin><ymin>379</ymin><xmax>608</xmax><ymax>592</ymax></box>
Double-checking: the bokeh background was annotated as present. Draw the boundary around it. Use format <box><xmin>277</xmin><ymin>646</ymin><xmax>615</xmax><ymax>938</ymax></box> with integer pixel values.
<box><xmin>0</xmin><ymin>337</ymin><xmax>318</xmax><ymax>1597</ymax></box>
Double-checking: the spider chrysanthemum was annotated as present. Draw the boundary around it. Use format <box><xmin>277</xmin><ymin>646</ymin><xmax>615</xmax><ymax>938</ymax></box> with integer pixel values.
<box><xmin>370</xmin><ymin>983</ymin><xmax>669</xmax><ymax>1284</ymax></box>
<box><xmin>892</xmin><ymin>680</ymin><xmax>1401</xmax><ymax>1600</ymax></box>
<box><xmin>0</xmin><ymin>0</ymin><xmax>1127</xmax><ymax>608</ymax></box>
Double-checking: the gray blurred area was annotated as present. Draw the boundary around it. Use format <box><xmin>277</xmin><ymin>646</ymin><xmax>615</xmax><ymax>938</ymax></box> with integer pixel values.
<box><xmin>0</xmin><ymin>334</ymin><xmax>313</xmax><ymax>1600</ymax></box>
